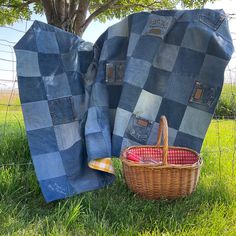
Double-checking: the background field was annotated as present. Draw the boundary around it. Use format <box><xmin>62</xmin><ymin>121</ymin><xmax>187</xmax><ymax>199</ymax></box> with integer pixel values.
<box><xmin>0</xmin><ymin>85</ymin><xmax>235</xmax><ymax>235</ymax></box>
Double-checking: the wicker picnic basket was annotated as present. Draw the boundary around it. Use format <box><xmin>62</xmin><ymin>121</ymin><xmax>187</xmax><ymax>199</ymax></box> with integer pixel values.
<box><xmin>121</xmin><ymin>116</ymin><xmax>202</xmax><ymax>199</ymax></box>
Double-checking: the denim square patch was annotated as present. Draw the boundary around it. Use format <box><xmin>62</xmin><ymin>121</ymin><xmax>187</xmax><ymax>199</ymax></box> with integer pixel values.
<box><xmin>48</xmin><ymin>97</ymin><xmax>74</xmax><ymax>125</ymax></box>
<box><xmin>61</xmin><ymin>50</ymin><xmax>79</xmax><ymax>72</ymax></box>
<box><xmin>199</xmin><ymin>55</ymin><xmax>228</xmax><ymax>87</ymax></box>
<box><xmin>206</xmin><ymin>34</ymin><xmax>232</xmax><ymax>60</ymax></box>
<box><xmin>144</xmin><ymin>67</ymin><xmax>171</xmax><ymax>96</ymax></box>
<box><xmin>60</xmin><ymin>141</ymin><xmax>84</xmax><ymax>177</ymax></box>
<box><xmin>112</xmin><ymin>134</ymin><xmax>123</xmax><ymax>157</ymax></box>
<box><xmin>165</xmin><ymin>22</ymin><xmax>189</xmax><ymax>46</ymax></box>
<box><xmin>134</xmin><ymin>89</ymin><xmax>162</xmax><ymax>121</ymax></box>
<box><xmin>132</xmin><ymin>35</ymin><xmax>162</xmax><ymax>62</ymax></box>
<box><xmin>174</xmin><ymin>131</ymin><xmax>203</xmax><ymax>153</ymax></box>
<box><xmin>38</xmin><ymin>53</ymin><xmax>64</xmax><ymax>76</ymax></box>
<box><xmin>165</xmin><ymin>73</ymin><xmax>196</xmax><ymax>105</ymax></box>
<box><xmin>18</xmin><ymin>76</ymin><xmax>46</xmax><ymax>103</ymax></box>
<box><xmin>153</xmin><ymin>43</ymin><xmax>179</xmax><ymax>72</ymax></box>
<box><xmin>156</xmin><ymin>98</ymin><xmax>186</xmax><ymax>130</ymax></box>
<box><xmin>119</xmin><ymin>82</ymin><xmax>142</xmax><ymax>112</ymax></box>
<box><xmin>40</xmin><ymin>175</ymin><xmax>75</xmax><ymax>202</ymax></box>
<box><xmin>22</xmin><ymin>101</ymin><xmax>52</xmax><ymax>131</ymax></box>
<box><xmin>55</xmin><ymin>30</ymin><xmax>81</xmax><ymax>53</ymax></box>
<box><xmin>15</xmin><ymin>50</ymin><xmax>41</xmax><ymax>77</ymax></box>
<box><xmin>108</xmin><ymin>17</ymin><xmax>129</xmax><ymax>38</ymax></box>
<box><xmin>108</xmin><ymin>85</ymin><xmax>122</xmax><ymax>109</ymax></box>
<box><xmin>106</xmin><ymin>37</ymin><xmax>129</xmax><ymax>60</ymax></box>
<box><xmin>173</xmin><ymin>48</ymin><xmax>205</xmax><ymax>76</ymax></box>
<box><xmin>181</xmin><ymin>23</ymin><xmax>211</xmax><ymax>52</ymax></box>
<box><xmin>35</xmin><ymin>31</ymin><xmax>59</xmax><ymax>54</ymax></box>
<box><xmin>113</xmin><ymin>108</ymin><xmax>132</xmax><ymax>137</ymax></box>
<box><xmin>54</xmin><ymin>121</ymin><xmax>81</xmax><ymax>151</ymax></box>
<box><xmin>43</xmin><ymin>73</ymin><xmax>71</xmax><ymax>100</ymax></box>
<box><xmin>90</xmin><ymin>82</ymin><xmax>109</xmax><ymax>107</ymax></box>
<box><xmin>179</xmin><ymin>106</ymin><xmax>212</xmax><ymax>139</ymax></box>
<box><xmin>131</xmin><ymin>12</ymin><xmax>149</xmax><ymax>34</ymax></box>
<box><xmin>68</xmin><ymin>166</ymin><xmax>113</xmax><ymax>194</ymax></box>
<box><xmin>72</xmin><ymin>95</ymin><xmax>87</xmax><ymax>121</ymax></box>
<box><xmin>99</xmin><ymin>42</ymin><xmax>108</xmax><ymax>61</ymax></box>
<box><xmin>121</xmin><ymin>137</ymin><xmax>140</xmax><ymax>150</ymax></box>
<box><xmin>32</xmin><ymin>152</ymin><xmax>66</xmax><ymax>181</ymax></box>
<box><xmin>127</xmin><ymin>33</ymin><xmax>140</xmax><ymax>57</ymax></box>
<box><xmin>78</xmin><ymin>50</ymin><xmax>94</xmax><ymax>73</ymax></box>
<box><xmin>85</xmin><ymin>107</ymin><xmax>102</xmax><ymax>135</ymax></box>
<box><xmin>86</xmin><ymin>132</ymin><xmax>110</xmax><ymax>159</ymax></box>
<box><xmin>27</xmin><ymin>127</ymin><xmax>58</xmax><ymax>155</ymax></box>
<box><xmin>66</xmin><ymin>72</ymin><xmax>84</xmax><ymax>96</ymax></box>
<box><xmin>124</xmin><ymin>57</ymin><xmax>151</xmax><ymax>88</ymax></box>
<box><xmin>109</xmin><ymin>108</ymin><xmax>116</xmax><ymax>130</ymax></box>
<box><xmin>14</xmin><ymin>28</ymin><xmax>37</xmax><ymax>52</ymax></box>
<box><xmin>147</xmin><ymin>122</ymin><xmax>178</xmax><ymax>146</ymax></box>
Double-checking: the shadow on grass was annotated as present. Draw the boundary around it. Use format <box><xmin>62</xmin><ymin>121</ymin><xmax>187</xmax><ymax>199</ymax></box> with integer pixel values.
<box><xmin>0</xmin><ymin>158</ymin><xmax>235</xmax><ymax>235</ymax></box>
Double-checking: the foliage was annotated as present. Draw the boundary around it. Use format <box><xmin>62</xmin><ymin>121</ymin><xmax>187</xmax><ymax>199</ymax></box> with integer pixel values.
<box><xmin>0</xmin><ymin>0</ymin><xmax>216</xmax><ymax>35</ymax></box>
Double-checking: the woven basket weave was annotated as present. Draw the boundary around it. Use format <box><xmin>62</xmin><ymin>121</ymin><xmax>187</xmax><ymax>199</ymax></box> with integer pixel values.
<box><xmin>121</xmin><ymin>116</ymin><xmax>202</xmax><ymax>199</ymax></box>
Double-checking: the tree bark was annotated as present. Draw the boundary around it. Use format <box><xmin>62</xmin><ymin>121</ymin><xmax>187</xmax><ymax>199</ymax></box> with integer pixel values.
<box><xmin>40</xmin><ymin>0</ymin><xmax>118</xmax><ymax>37</ymax></box>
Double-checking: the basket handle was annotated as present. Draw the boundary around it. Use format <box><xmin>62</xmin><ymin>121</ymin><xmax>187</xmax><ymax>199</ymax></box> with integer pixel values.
<box><xmin>156</xmin><ymin>116</ymin><xmax>169</xmax><ymax>165</ymax></box>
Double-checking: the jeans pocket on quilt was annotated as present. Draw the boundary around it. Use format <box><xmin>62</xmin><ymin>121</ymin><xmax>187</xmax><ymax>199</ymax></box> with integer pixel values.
<box><xmin>199</xmin><ymin>10</ymin><xmax>225</xmax><ymax>31</ymax></box>
<box><xmin>189</xmin><ymin>81</ymin><xmax>219</xmax><ymax>108</ymax></box>
<box><xmin>124</xmin><ymin>114</ymin><xmax>154</xmax><ymax>144</ymax></box>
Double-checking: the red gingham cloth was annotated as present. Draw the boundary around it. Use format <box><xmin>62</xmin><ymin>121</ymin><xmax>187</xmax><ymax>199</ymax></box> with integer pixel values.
<box><xmin>125</xmin><ymin>147</ymin><xmax>199</xmax><ymax>165</ymax></box>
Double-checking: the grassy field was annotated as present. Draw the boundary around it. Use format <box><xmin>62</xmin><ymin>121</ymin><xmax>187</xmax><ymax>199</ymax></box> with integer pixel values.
<box><xmin>215</xmin><ymin>83</ymin><xmax>236</xmax><ymax>118</ymax></box>
<box><xmin>0</xmin><ymin>109</ymin><xmax>236</xmax><ymax>235</ymax></box>
<box><xmin>0</xmin><ymin>85</ymin><xmax>236</xmax><ymax>235</ymax></box>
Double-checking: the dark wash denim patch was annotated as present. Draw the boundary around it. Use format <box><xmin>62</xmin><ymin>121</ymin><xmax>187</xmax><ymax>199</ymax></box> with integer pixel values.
<box><xmin>14</xmin><ymin>9</ymin><xmax>234</xmax><ymax>202</ymax></box>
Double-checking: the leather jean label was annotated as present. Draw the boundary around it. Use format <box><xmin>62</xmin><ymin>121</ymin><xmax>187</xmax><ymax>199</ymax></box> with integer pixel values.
<box><xmin>105</xmin><ymin>61</ymin><xmax>125</xmax><ymax>85</ymax></box>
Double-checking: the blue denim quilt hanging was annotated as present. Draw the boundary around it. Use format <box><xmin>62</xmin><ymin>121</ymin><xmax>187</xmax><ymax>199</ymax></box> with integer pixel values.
<box><xmin>14</xmin><ymin>9</ymin><xmax>234</xmax><ymax>202</ymax></box>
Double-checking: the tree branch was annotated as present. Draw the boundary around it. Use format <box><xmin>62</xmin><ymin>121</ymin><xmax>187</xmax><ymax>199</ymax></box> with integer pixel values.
<box><xmin>73</xmin><ymin>0</ymin><xmax>90</xmax><ymax>35</ymax></box>
<box><xmin>111</xmin><ymin>2</ymin><xmax>161</xmax><ymax>10</ymax></box>
<box><xmin>81</xmin><ymin>0</ymin><xmax>119</xmax><ymax>32</ymax></box>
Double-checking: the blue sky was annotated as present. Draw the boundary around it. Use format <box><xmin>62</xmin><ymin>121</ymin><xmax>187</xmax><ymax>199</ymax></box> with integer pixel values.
<box><xmin>0</xmin><ymin>0</ymin><xmax>235</xmax><ymax>88</ymax></box>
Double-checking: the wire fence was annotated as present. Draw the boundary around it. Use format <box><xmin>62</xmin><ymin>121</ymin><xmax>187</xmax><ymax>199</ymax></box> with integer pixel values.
<box><xmin>0</xmin><ymin>14</ymin><xmax>236</xmax><ymax>172</ymax></box>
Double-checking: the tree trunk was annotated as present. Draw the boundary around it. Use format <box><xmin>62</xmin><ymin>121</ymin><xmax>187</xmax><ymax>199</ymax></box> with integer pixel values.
<box><xmin>41</xmin><ymin>0</ymin><xmax>118</xmax><ymax>37</ymax></box>
<box><xmin>41</xmin><ymin>0</ymin><xmax>88</xmax><ymax>37</ymax></box>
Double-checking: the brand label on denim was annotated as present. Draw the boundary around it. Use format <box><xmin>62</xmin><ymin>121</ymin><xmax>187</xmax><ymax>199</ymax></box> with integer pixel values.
<box><xmin>189</xmin><ymin>81</ymin><xmax>217</xmax><ymax>107</ymax></box>
<box><xmin>125</xmin><ymin>115</ymin><xmax>153</xmax><ymax>144</ymax></box>
<box><xmin>105</xmin><ymin>61</ymin><xmax>125</xmax><ymax>85</ymax></box>
<box><xmin>144</xmin><ymin>15</ymin><xmax>173</xmax><ymax>39</ymax></box>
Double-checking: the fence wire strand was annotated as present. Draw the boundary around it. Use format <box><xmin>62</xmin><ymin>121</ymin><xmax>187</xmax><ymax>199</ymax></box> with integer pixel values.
<box><xmin>0</xmin><ymin>15</ymin><xmax>236</xmax><ymax>174</ymax></box>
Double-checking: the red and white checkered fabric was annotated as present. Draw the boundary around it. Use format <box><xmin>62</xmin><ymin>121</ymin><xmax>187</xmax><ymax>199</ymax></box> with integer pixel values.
<box><xmin>126</xmin><ymin>147</ymin><xmax>199</xmax><ymax>165</ymax></box>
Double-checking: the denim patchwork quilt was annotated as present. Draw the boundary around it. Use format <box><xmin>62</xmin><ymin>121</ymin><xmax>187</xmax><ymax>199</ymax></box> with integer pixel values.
<box><xmin>14</xmin><ymin>9</ymin><xmax>234</xmax><ymax>202</ymax></box>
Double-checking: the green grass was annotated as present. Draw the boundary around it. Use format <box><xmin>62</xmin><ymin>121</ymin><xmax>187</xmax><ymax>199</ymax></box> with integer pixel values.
<box><xmin>0</xmin><ymin>110</ymin><xmax>236</xmax><ymax>235</ymax></box>
<box><xmin>0</xmin><ymin>91</ymin><xmax>21</xmax><ymax>112</ymax></box>
<box><xmin>215</xmin><ymin>84</ymin><xmax>236</xmax><ymax>118</ymax></box>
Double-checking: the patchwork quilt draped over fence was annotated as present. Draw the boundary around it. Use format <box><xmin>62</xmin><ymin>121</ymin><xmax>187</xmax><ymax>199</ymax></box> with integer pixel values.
<box><xmin>14</xmin><ymin>9</ymin><xmax>234</xmax><ymax>202</ymax></box>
